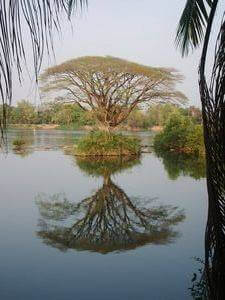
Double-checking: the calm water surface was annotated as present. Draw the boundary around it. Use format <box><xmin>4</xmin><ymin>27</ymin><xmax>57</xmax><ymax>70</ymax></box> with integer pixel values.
<box><xmin>0</xmin><ymin>130</ymin><xmax>207</xmax><ymax>300</ymax></box>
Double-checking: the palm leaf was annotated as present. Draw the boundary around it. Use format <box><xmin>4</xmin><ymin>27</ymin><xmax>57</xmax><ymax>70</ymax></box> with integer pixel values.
<box><xmin>0</xmin><ymin>0</ymin><xmax>87</xmax><ymax>139</ymax></box>
<box><xmin>175</xmin><ymin>0</ymin><xmax>213</xmax><ymax>56</ymax></box>
<box><xmin>68</xmin><ymin>0</ymin><xmax>88</xmax><ymax>18</ymax></box>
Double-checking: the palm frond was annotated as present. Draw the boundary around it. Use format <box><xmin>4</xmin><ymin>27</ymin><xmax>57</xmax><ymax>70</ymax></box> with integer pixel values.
<box><xmin>175</xmin><ymin>0</ymin><xmax>212</xmax><ymax>56</ymax></box>
<box><xmin>0</xmin><ymin>0</ymin><xmax>87</xmax><ymax>140</ymax></box>
<box><xmin>68</xmin><ymin>0</ymin><xmax>88</xmax><ymax>18</ymax></box>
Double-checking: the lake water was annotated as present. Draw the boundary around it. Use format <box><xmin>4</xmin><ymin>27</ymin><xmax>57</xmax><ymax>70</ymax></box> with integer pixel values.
<box><xmin>0</xmin><ymin>130</ymin><xmax>208</xmax><ymax>300</ymax></box>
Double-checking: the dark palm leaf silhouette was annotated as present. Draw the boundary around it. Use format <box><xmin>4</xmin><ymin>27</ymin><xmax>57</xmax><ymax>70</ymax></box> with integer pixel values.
<box><xmin>0</xmin><ymin>0</ymin><xmax>87</xmax><ymax>138</ymax></box>
<box><xmin>176</xmin><ymin>0</ymin><xmax>213</xmax><ymax>56</ymax></box>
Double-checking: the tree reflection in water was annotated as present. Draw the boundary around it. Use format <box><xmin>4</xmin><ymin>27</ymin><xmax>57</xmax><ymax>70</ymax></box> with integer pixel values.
<box><xmin>155</xmin><ymin>150</ymin><xmax>225</xmax><ymax>299</ymax></box>
<box><xmin>155</xmin><ymin>150</ymin><xmax>206</xmax><ymax>180</ymax></box>
<box><xmin>36</xmin><ymin>157</ymin><xmax>185</xmax><ymax>254</ymax></box>
<box><xmin>12</xmin><ymin>147</ymin><xmax>34</xmax><ymax>158</ymax></box>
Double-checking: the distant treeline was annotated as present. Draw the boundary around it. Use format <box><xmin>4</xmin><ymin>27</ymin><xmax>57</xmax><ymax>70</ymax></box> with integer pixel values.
<box><xmin>2</xmin><ymin>100</ymin><xmax>202</xmax><ymax>130</ymax></box>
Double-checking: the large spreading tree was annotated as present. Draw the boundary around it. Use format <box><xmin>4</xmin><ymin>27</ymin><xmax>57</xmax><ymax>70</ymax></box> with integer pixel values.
<box><xmin>40</xmin><ymin>56</ymin><xmax>187</xmax><ymax>132</ymax></box>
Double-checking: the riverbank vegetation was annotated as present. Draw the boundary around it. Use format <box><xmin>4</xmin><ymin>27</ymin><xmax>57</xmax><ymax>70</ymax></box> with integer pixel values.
<box><xmin>5</xmin><ymin>101</ymin><xmax>201</xmax><ymax>131</ymax></box>
<box><xmin>6</xmin><ymin>100</ymin><xmax>204</xmax><ymax>157</ymax></box>
<box><xmin>154</xmin><ymin>111</ymin><xmax>204</xmax><ymax>156</ymax></box>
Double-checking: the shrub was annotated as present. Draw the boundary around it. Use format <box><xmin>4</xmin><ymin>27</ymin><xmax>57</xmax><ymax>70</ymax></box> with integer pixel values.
<box><xmin>74</xmin><ymin>131</ymin><xmax>141</xmax><ymax>156</ymax></box>
<box><xmin>185</xmin><ymin>125</ymin><xmax>205</xmax><ymax>156</ymax></box>
<box><xmin>154</xmin><ymin>112</ymin><xmax>205</xmax><ymax>156</ymax></box>
<box><xmin>12</xmin><ymin>138</ymin><xmax>27</xmax><ymax>148</ymax></box>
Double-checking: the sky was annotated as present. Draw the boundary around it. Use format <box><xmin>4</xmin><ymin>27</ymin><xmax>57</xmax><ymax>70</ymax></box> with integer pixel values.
<box><xmin>12</xmin><ymin>0</ymin><xmax>224</xmax><ymax>107</ymax></box>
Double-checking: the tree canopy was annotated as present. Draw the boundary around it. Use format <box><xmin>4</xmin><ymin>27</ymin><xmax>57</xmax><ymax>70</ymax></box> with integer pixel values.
<box><xmin>40</xmin><ymin>56</ymin><xmax>187</xmax><ymax>131</ymax></box>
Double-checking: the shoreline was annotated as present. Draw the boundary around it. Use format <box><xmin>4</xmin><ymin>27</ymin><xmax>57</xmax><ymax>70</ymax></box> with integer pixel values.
<box><xmin>8</xmin><ymin>124</ymin><xmax>163</xmax><ymax>132</ymax></box>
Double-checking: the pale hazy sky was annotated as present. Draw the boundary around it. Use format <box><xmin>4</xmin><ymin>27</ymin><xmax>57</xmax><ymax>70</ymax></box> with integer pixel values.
<box><xmin>13</xmin><ymin>0</ymin><xmax>224</xmax><ymax>107</ymax></box>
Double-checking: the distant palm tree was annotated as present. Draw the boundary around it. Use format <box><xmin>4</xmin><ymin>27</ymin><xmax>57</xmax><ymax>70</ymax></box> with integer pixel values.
<box><xmin>0</xmin><ymin>0</ymin><xmax>87</xmax><ymax>136</ymax></box>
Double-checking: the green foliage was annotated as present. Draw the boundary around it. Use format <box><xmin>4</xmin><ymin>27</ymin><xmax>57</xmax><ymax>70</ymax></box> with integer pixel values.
<box><xmin>7</xmin><ymin>100</ymin><xmax>202</xmax><ymax>135</ymax></box>
<box><xmin>185</xmin><ymin>125</ymin><xmax>205</xmax><ymax>156</ymax></box>
<box><xmin>154</xmin><ymin>113</ymin><xmax>192</xmax><ymax>150</ymax></box>
<box><xmin>189</xmin><ymin>257</ymin><xmax>207</xmax><ymax>299</ymax></box>
<box><xmin>154</xmin><ymin>112</ymin><xmax>204</xmax><ymax>156</ymax></box>
<box><xmin>8</xmin><ymin>101</ymin><xmax>95</xmax><ymax>128</ymax></box>
<box><xmin>176</xmin><ymin>0</ymin><xmax>213</xmax><ymax>56</ymax></box>
<box><xmin>146</xmin><ymin>103</ymin><xmax>202</xmax><ymax>128</ymax></box>
<box><xmin>49</xmin><ymin>103</ymin><xmax>93</xmax><ymax>126</ymax></box>
<box><xmin>12</xmin><ymin>132</ymin><xmax>34</xmax><ymax>157</ymax></box>
<box><xmin>125</xmin><ymin>109</ymin><xmax>150</xmax><ymax>129</ymax></box>
<box><xmin>147</xmin><ymin>104</ymin><xmax>179</xmax><ymax>127</ymax></box>
<box><xmin>9</xmin><ymin>100</ymin><xmax>37</xmax><ymax>124</ymax></box>
<box><xmin>75</xmin><ymin>131</ymin><xmax>141</xmax><ymax>156</ymax></box>
<box><xmin>155</xmin><ymin>150</ymin><xmax>206</xmax><ymax>180</ymax></box>
<box><xmin>12</xmin><ymin>138</ymin><xmax>27</xmax><ymax>148</ymax></box>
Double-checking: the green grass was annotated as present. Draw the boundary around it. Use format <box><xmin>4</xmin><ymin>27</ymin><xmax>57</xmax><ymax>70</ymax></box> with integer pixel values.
<box><xmin>74</xmin><ymin>131</ymin><xmax>141</xmax><ymax>156</ymax></box>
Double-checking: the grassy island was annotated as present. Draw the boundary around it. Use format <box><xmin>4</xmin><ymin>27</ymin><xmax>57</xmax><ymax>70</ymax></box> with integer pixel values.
<box><xmin>74</xmin><ymin>131</ymin><xmax>141</xmax><ymax>157</ymax></box>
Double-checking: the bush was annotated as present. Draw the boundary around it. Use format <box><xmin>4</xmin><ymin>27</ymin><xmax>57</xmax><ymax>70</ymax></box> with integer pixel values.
<box><xmin>154</xmin><ymin>113</ymin><xmax>205</xmax><ymax>156</ymax></box>
<box><xmin>74</xmin><ymin>131</ymin><xmax>141</xmax><ymax>156</ymax></box>
<box><xmin>185</xmin><ymin>125</ymin><xmax>205</xmax><ymax>156</ymax></box>
<box><xmin>12</xmin><ymin>138</ymin><xmax>27</xmax><ymax>148</ymax></box>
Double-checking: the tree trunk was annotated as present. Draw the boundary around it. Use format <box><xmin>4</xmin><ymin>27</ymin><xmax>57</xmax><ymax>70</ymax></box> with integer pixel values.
<box><xmin>97</xmin><ymin>124</ymin><xmax>115</xmax><ymax>134</ymax></box>
<box><xmin>199</xmin><ymin>17</ymin><xmax>225</xmax><ymax>299</ymax></box>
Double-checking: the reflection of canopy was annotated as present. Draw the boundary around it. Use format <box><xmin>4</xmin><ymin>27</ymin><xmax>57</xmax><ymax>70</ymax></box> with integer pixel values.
<box><xmin>75</xmin><ymin>156</ymin><xmax>141</xmax><ymax>177</ymax></box>
<box><xmin>155</xmin><ymin>150</ymin><xmax>206</xmax><ymax>180</ymax></box>
<box><xmin>36</xmin><ymin>157</ymin><xmax>185</xmax><ymax>254</ymax></box>
<box><xmin>12</xmin><ymin>147</ymin><xmax>34</xmax><ymax>158</ymax></box>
